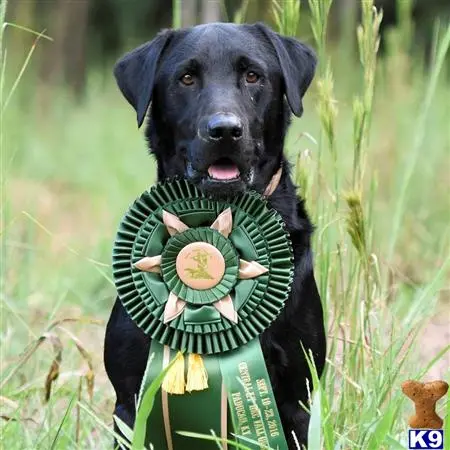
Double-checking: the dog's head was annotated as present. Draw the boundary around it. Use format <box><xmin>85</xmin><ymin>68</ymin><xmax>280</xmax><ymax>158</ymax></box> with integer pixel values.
<box><xmin>114</xmin><ymin>23</ymin><xmax>316</xmax><ymax>197</ymax></box>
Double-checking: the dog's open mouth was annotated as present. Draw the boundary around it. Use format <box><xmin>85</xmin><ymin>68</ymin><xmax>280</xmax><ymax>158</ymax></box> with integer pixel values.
<box><xmin>207</xmin><ymin>158</ymin><xmax>240</xmax><ymax>181</ymax></box>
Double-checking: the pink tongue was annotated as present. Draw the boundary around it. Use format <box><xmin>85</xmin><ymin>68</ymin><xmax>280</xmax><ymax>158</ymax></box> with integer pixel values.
<box><xmin>208</xmin><ymin>165</ymin><xmax>240</xmax><ymax>180</ymax></box>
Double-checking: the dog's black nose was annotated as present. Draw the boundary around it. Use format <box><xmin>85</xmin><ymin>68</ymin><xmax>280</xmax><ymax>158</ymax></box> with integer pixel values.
<box><xmin>207</xmin><ymin>114</ymin><xmax>243</xmax><ymax>141</ymax></box>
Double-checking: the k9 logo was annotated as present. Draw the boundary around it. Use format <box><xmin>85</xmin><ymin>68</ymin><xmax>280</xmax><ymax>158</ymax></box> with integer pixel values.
<box><xmin>408</xmin><ymin>430</ymin><xmax>444</xmax><ymax>449</ymax></box>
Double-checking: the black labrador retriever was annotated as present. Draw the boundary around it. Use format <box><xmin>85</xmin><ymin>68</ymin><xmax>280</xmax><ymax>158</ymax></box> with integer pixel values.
<box><xmin>104</xmin><ymin>22</ymin><xmax>326</xmax><ymax>449</ymax></box>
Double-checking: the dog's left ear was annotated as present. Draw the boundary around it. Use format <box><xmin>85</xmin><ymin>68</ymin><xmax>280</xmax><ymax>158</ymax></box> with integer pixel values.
<box><xmin>114</xmin><ymin>29</ymin><xmax>173</xmax><ymax>127</ymax></box>
<box><xmin>255</xmin><ymin>23</ymin><xmax>317</xmax><ymax>117</ymax></box>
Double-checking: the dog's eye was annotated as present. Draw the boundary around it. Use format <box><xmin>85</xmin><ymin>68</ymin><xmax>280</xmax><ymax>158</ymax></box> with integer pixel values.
<box><xmin>180</xmin><ymin>73</ymin><xmax>195</xmax><ymax>86</ymax></box>
<box><xmin>245</xmin><ymin>71</ymin><xmax>259</xmax><ymax>83</ymax></box>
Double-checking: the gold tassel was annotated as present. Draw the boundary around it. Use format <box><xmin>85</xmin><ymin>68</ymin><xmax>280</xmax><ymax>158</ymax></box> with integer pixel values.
<box><xmin>162</xmin><ymin>351</ymin><xmax>186</xmax><ymax>394</ymax></box>
<box><xmin>186</xmin><ymin>353</ymin><xmax>208</xmax><ymax>392</ymax></box>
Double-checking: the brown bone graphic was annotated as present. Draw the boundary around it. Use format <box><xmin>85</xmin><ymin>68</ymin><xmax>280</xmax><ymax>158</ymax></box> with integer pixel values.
<box><xmin>401</xmin><ymin>380</ymin><xmax>448</xmax><ymax>429</ymax></box>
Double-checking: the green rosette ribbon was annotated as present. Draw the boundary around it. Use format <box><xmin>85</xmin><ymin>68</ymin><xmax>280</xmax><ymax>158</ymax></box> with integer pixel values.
<box><xmin>112</xmin><ymin>179</ymin><xmax>294</xmax><ymax>449</ymax></box>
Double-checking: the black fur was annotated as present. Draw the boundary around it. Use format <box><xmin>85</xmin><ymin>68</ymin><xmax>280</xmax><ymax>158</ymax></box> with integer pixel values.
<box><xmin>105</xmin><ymin>22</ymin><xmax>326</xmax><ymax>449</ymax></box>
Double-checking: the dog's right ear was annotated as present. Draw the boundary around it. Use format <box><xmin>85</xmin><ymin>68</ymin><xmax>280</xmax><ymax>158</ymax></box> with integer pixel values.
<box><xmin>114</xmin><ymin>30</ymin><xmax>173</xmax><ymax>128</ymax></box>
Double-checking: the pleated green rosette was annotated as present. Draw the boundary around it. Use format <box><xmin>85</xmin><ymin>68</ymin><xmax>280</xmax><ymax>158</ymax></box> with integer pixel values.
<box><xmin>112</xmin><ymin>179</ymin><xmax>293</xmax><ymax>450</ymax></box>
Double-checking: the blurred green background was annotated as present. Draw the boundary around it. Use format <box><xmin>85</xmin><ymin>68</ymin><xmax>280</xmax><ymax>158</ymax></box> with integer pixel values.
<box><xmin>1</xmin><ymin>1</ymin><xmax>449</xmax><ymax>449</ymax></box>
<box><xmin>4</xmin><ymin>0</ymin><xmax>450</xmax><ymax>99</ymax></box>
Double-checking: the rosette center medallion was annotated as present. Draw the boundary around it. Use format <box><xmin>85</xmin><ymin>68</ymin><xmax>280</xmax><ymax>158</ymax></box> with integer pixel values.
<box><xmin>175</xmin><ymin>242</ymin><xmax>226</xmax><ymax>290</ymax></box>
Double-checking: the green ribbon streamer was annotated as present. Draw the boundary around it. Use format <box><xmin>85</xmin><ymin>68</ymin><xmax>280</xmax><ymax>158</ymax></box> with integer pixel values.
<box><xmin>141</xmin><ymin>341</ymin><xmax>223</xmax><ymax>450</ymax></box>
<box><xmin>140</xmin><ymin>339</ymin><xmax>288</xmax><ymax>450</ymax></box>
<box><xmin>219</xmin><ymin>339</ymin><xmax>288</xmax><ymax>450</ymax></box>
<box><xmin>169</xmin><ymin>352</ymin><xmax>223</xmax><ymax>449</ymax></box>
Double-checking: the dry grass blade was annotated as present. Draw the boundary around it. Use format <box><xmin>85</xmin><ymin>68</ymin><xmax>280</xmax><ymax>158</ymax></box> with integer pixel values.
<box><xmin>2</xmin><ymin>22</ymin><xmax>52</xmax><ymax>40</ymax></box>
<box><xmin>76</xmin><ymin>377</ymin><xmax>83</xmax><ymax>444</ymax></box>
<box><xmin>2</xmin><ymin>29</ymin><xmax>48</xmax><ymax>112</ymax></box>
<box><xmin>1</xmin><ymin>332</ymin><xmax>58</xmax><ymax>390</ymax></box>
<box><xmin>21</xmin><ymin>211</ymin><xmax>113</xmax><ymax>280</ymax></box>
<box><xmin>47</xmin><ymin>317</ymin><xmax>104</xmax><ymax>331</ymax></box>
<box><xmin>43</xmin><ymin>332</ymin><xmax>63</xmax><ymax>402</ymax></box>
<box><xmin>1</xmin><ymin>316</ymin><xmax>102</xmax><ymax>390</ymax></box>
<box><xmin>1</xmin><ymin>415</ymin><xmax>38</xmax><ymax>425</ymax></box>
<box><xmin>0</xmin><ymin>396</ymin><xmax>18</xmax><ymax>409</ymax></box>
<box><xmin>57</xmin><ymin>326</ymin><xmax>95</xmax><ymax>402</ymax></box>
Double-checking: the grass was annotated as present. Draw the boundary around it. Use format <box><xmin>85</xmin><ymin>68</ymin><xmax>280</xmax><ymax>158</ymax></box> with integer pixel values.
<box><xmin>1</xmin><ymin>0</ymin><xmax>450</xmax><ymax>449</ymax></box>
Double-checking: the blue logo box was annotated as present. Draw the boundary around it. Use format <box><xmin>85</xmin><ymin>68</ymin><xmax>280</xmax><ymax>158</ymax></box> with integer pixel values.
<box><xmin>408</xmin><ymin>430</ymin><xmax>444</xmax><ymax>449</ymax></box>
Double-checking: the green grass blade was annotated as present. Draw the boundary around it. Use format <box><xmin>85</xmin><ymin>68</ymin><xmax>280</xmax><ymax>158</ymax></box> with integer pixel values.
<box><xmin>2</xmin><ymin>22</ymin><xmax>53</xmax><ymax>40</ymax></box>
<box><xmin>307</xmin><ymin>390</ymin><xmax>322</xmax><ymax>450</ymax></box>
<box><xmin>78</xmin><ymin>402</ymin><xmax>132</xmax><ymax>449</ymax></box>
<box><xmin>2</xmin><ymin>29</ymin><xmax>48</xmax><ymax>112</ymax></box>
<box><xmin>365</xmin><ymin>403</ymin><xmax>400</xmax><ymax>449</ymax></box>
<box><xmin>113</xmin><ymin>415</ymin><xmax>134</xmax><ymax>443</ymax></box>
<box><xmin>131</xmin><ymin>354</ymin><xmax>178</xmax><ymax>450</ymax></box>
<box><xmin>416</xmin><ymin>344</ymin><xmax>450</xmax><ymax>380</ymax></box>
<box><xmin>49</xmin><ymin>396</ymin><xmax>75</xmax><ymax>450</ymax></box>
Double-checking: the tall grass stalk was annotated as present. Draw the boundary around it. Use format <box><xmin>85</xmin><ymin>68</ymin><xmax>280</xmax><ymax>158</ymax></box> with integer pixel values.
<box><xmin>233</xmin><ymin>0</ymin><xmax>249</xmax><ymax>25</ymax></box>
<box><xmin>307</xmin><ymin>0</ymin><xmax>338</xmax><ymax>216</ymax></box>
<box><xmin>272</xmin><ymin>0</ymin><xmax>301</xmax><ymax>37</ymax></box>
<box><xmin>387</xmin><ymin>23</ymin><xmax>450</xmax><ymax>263</ymax></box>
<box><xmin>397</xmin><ymin>0</ymin><xmax>414</xmax><ymax>52</ymax></box>
<box><xmin>316</xmin><ymin>64</ymin><xmax>338</xmax><ymax>201</ymax></box>
<box><xmin>0</xmin><ymin>8</ymin><xmax>6</xmax><ymax>423</ymax></box>
<box><xmin>306</xmin><ymin>2</ymin><xmax>339</xmax><ymax>389</ymax></box>
<box><xmin>1</xmin><ymin>0</ymin><xmax>7</xmax><ymax>241</ymax></box>
<box><xmin>308</xmin><ymin>0</ymin><xmax>333</xmax><ymax>73</ymax></box>
<box><xmin>172</xmin><ymin>0</ymin><xmax>182</xmax><ymax>29</ymax></box>
<box><xmin>352</xmin><ymin>1</ymin><xmax>382</xmax><ymax>188</ymax></box>
<box><xmin>345</xmin><ymin>0</ymin><xmax>383</xmax><ymax>366</ymax></box>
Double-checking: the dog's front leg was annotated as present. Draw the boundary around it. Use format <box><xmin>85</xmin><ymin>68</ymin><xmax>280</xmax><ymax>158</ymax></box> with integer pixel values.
<box><xmin>104</xmin><ymin>298</ymin><xmax>150</xmax><ymax>444</ymax></box>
